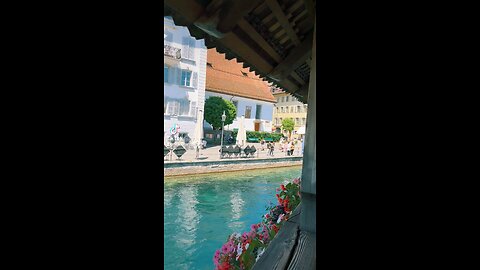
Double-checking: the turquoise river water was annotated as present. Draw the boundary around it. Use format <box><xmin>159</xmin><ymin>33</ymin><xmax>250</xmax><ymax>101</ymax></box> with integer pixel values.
<box><xmin>164</xmin><ymin>166</ymin><xmax>302</xmax><ymax>270</ymax></box>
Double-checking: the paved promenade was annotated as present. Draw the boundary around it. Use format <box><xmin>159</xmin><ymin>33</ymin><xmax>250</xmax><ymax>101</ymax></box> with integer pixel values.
<box><xmin>164</xmin><ymin>143</ymin><xmax>303</xmax><ymax>163</ymax></box>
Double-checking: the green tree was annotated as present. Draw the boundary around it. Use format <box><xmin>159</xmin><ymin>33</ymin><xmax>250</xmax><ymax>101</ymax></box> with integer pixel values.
<box><xmin>281</xmin><ymin>118</ymin><xmax>295</xmax><ymax>139</ymax></box>
<box><xmin>204</xmin><ymin>96</ymin><xmax>237</xmax><ymax>130</ymax></box>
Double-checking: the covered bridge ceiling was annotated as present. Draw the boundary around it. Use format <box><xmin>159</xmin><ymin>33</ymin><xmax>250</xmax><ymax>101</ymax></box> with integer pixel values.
<box><xmin>164</xmin><ymin>0</ymin><xmax>316</xmax><ymax>103</ymax></box>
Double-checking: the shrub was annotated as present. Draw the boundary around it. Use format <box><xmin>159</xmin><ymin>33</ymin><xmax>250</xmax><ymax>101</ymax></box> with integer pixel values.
<box><xmin>231</xmin><ymin>131</ymin><xmax>283</xmax><ymax>142</ymax></box>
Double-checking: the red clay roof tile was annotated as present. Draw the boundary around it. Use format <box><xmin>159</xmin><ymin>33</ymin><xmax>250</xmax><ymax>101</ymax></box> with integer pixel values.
<box><xmin>206</xmin><ymin>49</ymin><xmax>276</xmax><ymax>103</ymax></box>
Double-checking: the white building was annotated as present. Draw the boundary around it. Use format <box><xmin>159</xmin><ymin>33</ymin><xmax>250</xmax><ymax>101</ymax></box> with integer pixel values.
<box><xmin>204</xmin><ymin>49</ymin><xmax>276</xmax><ymax>133</ymax></box>
<box><xmin>164</xmin><ymin>17</ymin><xmax>207</xmax><ymax>143</ymax></box>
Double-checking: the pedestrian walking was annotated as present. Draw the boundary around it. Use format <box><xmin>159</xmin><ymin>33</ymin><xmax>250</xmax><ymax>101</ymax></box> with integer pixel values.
<box><xmin>270</xmin><ymin>142</ymin><xmax>275</xmax><ymax>156</ymax></box>
<box><xmin>261</xmin><ymin>140</ymin><xmax>265</xmax><ymax>151</ymax></box>
<box><xmin>290</xmin><ymin>141</ymin><xmax>295</xmax><ymax>156</ymax></box>
<box><xmin>266</xmin><ymin>142</ymin><xmax>271</xmax><ymax>156</ymax></box>
<box><xmin>195</xmin><ymin>143</ymin><xmax>200</xmax><ymax>159</ymax></box>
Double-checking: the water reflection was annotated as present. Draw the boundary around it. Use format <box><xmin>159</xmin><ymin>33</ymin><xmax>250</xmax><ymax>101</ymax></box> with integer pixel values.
<box><xmin>175</xmin><ymin>184</ymin><xmax>200</xmax><ymax>254</ymax></box>
<box><xmin>229</xmin><ymin>191</ymin><xmax>245</xmax><ymax>231</ymax></box>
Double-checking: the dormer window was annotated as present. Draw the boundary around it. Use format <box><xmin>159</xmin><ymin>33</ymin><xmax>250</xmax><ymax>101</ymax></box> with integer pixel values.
<box><xmin>241</xmin><ymin>72</ymin><xmax>248</xmax><ymax>77</ymax></box>
<box><xmin>207</xmin><ymin>62</ymin><xmax>213</xmax><ymax>68</ymax></box>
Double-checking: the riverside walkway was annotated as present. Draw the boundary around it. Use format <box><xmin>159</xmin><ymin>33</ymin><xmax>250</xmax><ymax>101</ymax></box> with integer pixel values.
<box><xmin>164</xmin><ymin>143</ymin><xmax>303</xmax><ymax>177</ymax></box>
<box><xmin>164</xmin><ymin>143</ymin><xmax>303</xmax><ymax>164</ymax></box>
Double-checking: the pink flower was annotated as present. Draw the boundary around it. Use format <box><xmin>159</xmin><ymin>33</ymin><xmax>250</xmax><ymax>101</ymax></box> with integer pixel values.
<box><xmin>293</xmin><ymin>178</ymin><xmax>300</xmax><ymax>185</ymax></box>
<box><xmin>277</xmin><ymin>214</ymin><xmax>284</xmax><ymax>224</ymax></box>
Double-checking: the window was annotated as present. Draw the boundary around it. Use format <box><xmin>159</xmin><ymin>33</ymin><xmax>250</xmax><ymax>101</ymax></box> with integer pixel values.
<box><xmin>165</xmin><ymin>98</ymin><xmax>191</xmax><ymax>116</ymax></box>
<box><xmin>281</xmin><ymin>107</ymin><xmax>284</xmax><ymax>113</ymax></box>
<box><xmin>207</xmin><ymin>62</ymin><xmax>213</xmax><ymax>68</ymax></box>
<box><xmin>296</xmin><ymin>118</ymin><xmax>300</xmax><ymax>125</ymax></box>
<box><xmin>290</xmin><ymin>107</ymin><xmax>294</xmax><ymax>113</ymax></box>
<box><xmin>181</xmin><ymin>70</ymin><xmax>192</xmax><ymax>87</ymax></box>
<box><xmin>281</xmin><ymin>97</ymin><xmax>285</xmax><ymax>103</ymax></box>
<box><xmin>255</xmin><ymin>104</ymin><xmax>262</xmax><ymax>119</ymax></box>
<box><xmin>276</xmin><ymin>107</ymin><xmax>279</xmax><ymax>113</ymax></box>
<box><xmin>297</xmin><ymin>106</ymin><xmax>301</xmax><ymax>113</ymax></box>
<box><xmin>302</xmin><ymin>118</ymin><xmax>306</xmax><ymax>125</ymax></box>
<box><xmin>167</xmin><ymin>100</ymin><xmax>180</xmax><ymax>115</ymax></box>
<box><xmin>245</xmin><ymin>106</ymin><xmax>252</xmax><ymax>119</ymax></box>
<box><xmin>241</xmin><ymin>72</ymin><xmax>248</xmax><ymax>77</ymax></box>
<box><xmin>286</xmin><ymin>96</ymin><xmax>289</xmax><ymax>102</ymax></box>
<box><xmin>164</xmin><ymin>66</ymin><xmax>169</xmax><ymax>83</ymax></box>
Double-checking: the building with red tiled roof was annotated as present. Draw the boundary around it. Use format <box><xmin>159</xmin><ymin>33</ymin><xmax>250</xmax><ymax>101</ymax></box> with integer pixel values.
<box><xmin>204</xmin><ymin>49</ymin><xmax>276</xmax><ymax>132</ymax></box>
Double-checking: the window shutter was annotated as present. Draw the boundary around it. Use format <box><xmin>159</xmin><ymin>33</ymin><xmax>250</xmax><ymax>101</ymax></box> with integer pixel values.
<box><xmin>168</xmin><ymin>67</ymin><xmax>174</xmax><ymax>83</ymax></box>
<box><xmin>177</xmin><ymin>68</ymin><xmax>182</xmax><ymax>85</ymax></box>
<box><xmin>192</xmin><ymin>72</ymin><xmax>197</xmax><ymax>88</ymax></box>
<box><xmin>190</xmin><ymin>101</ymin><xmax>197</xmax><ymax>117</ymax></box>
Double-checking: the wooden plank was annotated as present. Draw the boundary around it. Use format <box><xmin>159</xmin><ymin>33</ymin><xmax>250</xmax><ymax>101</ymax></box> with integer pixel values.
<box><xmin>164</xmin><ymin>0</ymin><xmax>204</xmax><ymax>23</ymax></box>
<box><xmin>302</xmin><ymin>0</ymin><xmax>316</xmax><ymax>27</ymax></box>
<box><xmin>287</xmin><ymin>231</ymin><xmax>316</xmax><ymax>270</ymax></box>
<box><xmin>263</xmin><ymin>0</ymin><xmax>304</xmax><ymax>25</ymax></box>
<box><xmin>237</xmin><ymin>19</ymin><xmax>283</xmax><ymax>63</ymax></box>
<box><xmin>252</xmin><ymin>205</ymin><xmax>301</xmax><ymax>270</ymax></box>
<box><xmin>266</xmin><ymin>0</ymin><xmax>301</xmax><ymax>46</ymax></box>
<box><xmin>217</xmin><ymin>0</ymin><xmax>264</xmax><ymax>33</ymax></box>
<box><xmin>269</xmin><ymin>31</ymin><xmax>314</xmax><ymax>81</ymax></box>
<box><xmin>291</xmin><ymin>72</ymin><xmax>305</xmax><ymax>85</ymax></box>
<box><xmin>216</xmin><ymin>32</ymin><xmax>275</xmax><ymax>75</ymax></box>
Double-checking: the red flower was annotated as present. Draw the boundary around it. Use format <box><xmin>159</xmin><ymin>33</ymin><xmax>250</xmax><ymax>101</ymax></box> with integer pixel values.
<box><xmin>280</xmin><ymin>184</ymin><xmax>286</xmax><ymax>191</ymax></box>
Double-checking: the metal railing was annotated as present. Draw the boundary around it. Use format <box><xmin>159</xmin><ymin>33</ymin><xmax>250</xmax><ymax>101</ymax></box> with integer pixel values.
<box><xmin>164</xmin><ymin>44</ymin><xmax>181</xmax><ymax>60</ymax></box>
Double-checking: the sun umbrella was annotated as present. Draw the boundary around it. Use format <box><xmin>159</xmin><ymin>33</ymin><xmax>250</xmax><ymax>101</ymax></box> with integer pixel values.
<box><xmin>297</xmin><ymin>126</ymin><xmax>306</xmax><ymax>135</ymax></box>
<box><xmin>236</xmin><ymin>115</ymin><xmax>247</xmax><ymax>146</ymax></box>
<box><xmin>193</xmin><ymin>108</ymin><xmax>204</xmax><ymax>147</ymax></box>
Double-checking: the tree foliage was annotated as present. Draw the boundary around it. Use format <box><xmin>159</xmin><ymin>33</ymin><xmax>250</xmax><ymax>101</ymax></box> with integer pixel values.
<box><xmin>281</xmin><ymin>118</ymin><xmax>295</xmax><ymax>133</ymax></box>
<box><xmin>204</xmin><ymin>96</ymin><xmax>237</xmax><ymax>129</ymax></box>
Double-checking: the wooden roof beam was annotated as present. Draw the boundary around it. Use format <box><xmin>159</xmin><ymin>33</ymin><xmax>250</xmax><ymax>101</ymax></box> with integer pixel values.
<box><xmin>237</xmin><ymin>19</ymin><xmax>283</xmax><ymax>63</ymax></box>
<box><xmin>193</xmin><ymin>0</ymin><xmax>263</xmax><ymax>38</ymax></box>
<box><xmin>269</xmin><ymin>31</ymin><xmax>313</xmax><ymax>81</ymax></box>
<box><xmin>265</xmin><ymin>0</ymin><xmax>301</xmax><ymax>46</ymax></box>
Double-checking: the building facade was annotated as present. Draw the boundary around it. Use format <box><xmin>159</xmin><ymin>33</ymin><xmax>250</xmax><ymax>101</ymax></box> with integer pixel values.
<box><xmin>164</xmin><ymin>17</ymin><xmax>207</xmax><ymax>143</ymax></box>
<box><xmin>204</xmin><ymin>49</ymin><xmax>275</xmax><ymax>133</ymax></box>
<box><xmin>271</xmin><ymin>87</ymin><xmax>308</xmax><ymax>139</ymax></box>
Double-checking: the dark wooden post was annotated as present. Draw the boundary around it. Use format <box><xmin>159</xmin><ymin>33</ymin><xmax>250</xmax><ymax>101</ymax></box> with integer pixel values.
<box><xmin>300</xmin><ymin>19</ymin><xmax>316</xmax><ymax>233</ymax></box>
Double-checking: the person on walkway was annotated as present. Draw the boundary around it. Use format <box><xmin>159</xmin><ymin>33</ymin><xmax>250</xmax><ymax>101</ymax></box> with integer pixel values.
<box><xmin>195</xmin><ymin>143</ymin><xmax>200</xmax><ymax>159</ymax></box>
<box><xmin>266</xmin><ymin>142</ymin><xmax>271</xmax><ymax>156</ymax></box>
<box><xmin>290</xmin><ymin>141</ymin><xmax>295</xmax><ymax>156</ymax></box>
<box><xmin>261</xmin><ymin>140</ymin><xmax>265</xmax><ymax>151</ymax></box>
<box><xmin>270</xmin><ymin>142</ymin><xmax>275</xmax><ymax>156</ymax></box>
